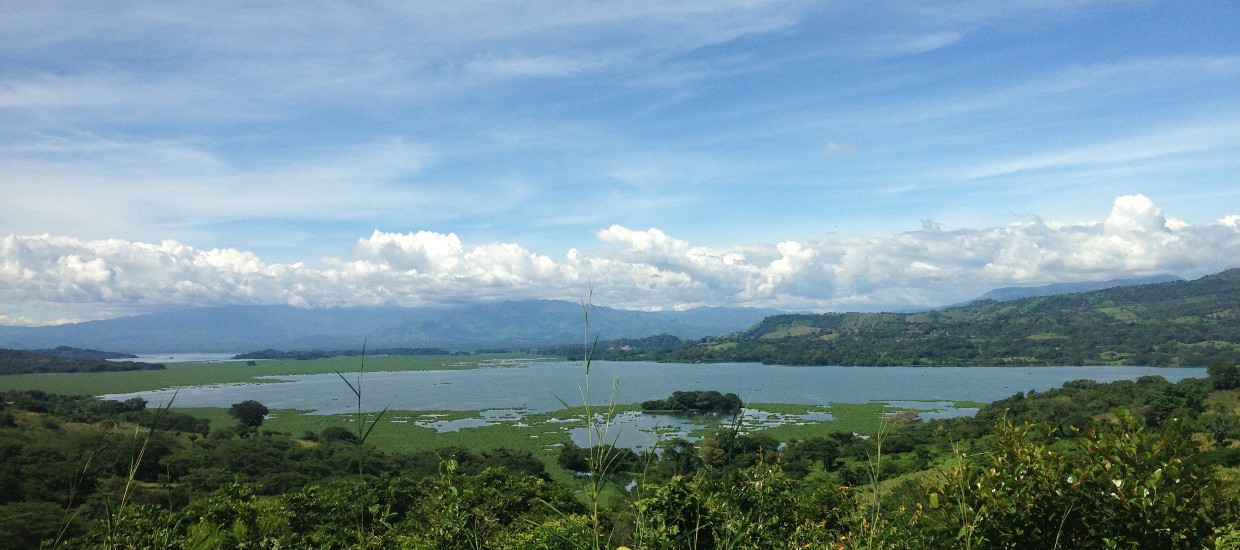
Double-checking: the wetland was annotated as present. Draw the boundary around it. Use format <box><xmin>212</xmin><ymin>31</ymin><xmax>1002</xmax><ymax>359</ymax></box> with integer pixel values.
<box><xmin>86</xmin><ymin>356</ymin><xmax>1206</xmax><ymax>453</ymax></box>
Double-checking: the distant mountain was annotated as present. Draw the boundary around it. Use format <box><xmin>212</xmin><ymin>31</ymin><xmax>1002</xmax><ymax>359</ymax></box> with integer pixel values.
<box><xmin>637</xmin><ymin>268</ymin><xmax>1240</xmax><ymax>367</ymax></box>
<box><xmin>0</xmin><ymin>301</ymin><xmax>782</xmax><ymax>353</ymax></box>
<box><xmin>974</xmin><ymin>274</ymin><xmax>1183</xmax><ymax>302</ymax></box>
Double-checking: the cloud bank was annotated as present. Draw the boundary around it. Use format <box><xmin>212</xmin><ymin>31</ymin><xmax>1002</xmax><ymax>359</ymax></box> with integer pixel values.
<box><xmin>2</xmin><ymin>195</ymin><xmax>1237</xmax><ymax>325</ymax></box>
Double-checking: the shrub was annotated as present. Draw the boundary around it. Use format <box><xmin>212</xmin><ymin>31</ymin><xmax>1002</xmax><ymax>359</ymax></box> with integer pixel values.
<box><xmin>921</xmin><ymin>413</ymin><xmax>1233</xmax><ymax>549</ymax></box>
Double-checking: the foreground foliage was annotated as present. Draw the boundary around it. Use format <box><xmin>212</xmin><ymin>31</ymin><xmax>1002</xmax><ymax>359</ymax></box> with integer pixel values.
<box><xmin>0</xmin><ymin>365</ymin><xmax>1237</xmax><ymax>548</ymax></box>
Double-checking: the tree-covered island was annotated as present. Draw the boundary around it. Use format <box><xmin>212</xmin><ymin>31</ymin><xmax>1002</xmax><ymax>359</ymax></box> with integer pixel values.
<box><xmin>640</xmin><ymin>390</ymin><xmax>742</xmax><ymax>414</ymax></box>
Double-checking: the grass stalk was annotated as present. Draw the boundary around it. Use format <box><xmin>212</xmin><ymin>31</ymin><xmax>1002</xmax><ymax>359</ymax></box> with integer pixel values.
<box><xmin>548</xmin><ymin>286</ymin><xmax>628</xmax><ymax>549</ymax></box>
<box><xmin>333</xmin><ymin>339</ymin><xmax>390</xmax><ymax>541</ymax></box>
<box><xmin>100</xmin><ymin>389</ymin><xmax>177</xmax><ymax>549</ymax></box>
<box><xmin>49</xmin><ymin>447</ymin><xmax>100</xmax><ymax>548</ymax></box>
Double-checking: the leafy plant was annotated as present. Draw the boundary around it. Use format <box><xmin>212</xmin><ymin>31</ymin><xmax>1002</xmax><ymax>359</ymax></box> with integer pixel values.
<box><xmin>922</xmin><ymin>413</ymin><xmax>1232</xmax><ymax>549</ymax></box>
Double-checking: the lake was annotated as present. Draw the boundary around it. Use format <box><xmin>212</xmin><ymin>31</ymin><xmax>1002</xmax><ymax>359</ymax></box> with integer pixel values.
<box><xmin>120</xmin><ymin>352</ymin><xmax>243</xmax><ymax>363</ymax></box>
<box><xmin>102</xmin><ymin>359</ymin><xmax>1206</xmax><ymax>415</ymax></box>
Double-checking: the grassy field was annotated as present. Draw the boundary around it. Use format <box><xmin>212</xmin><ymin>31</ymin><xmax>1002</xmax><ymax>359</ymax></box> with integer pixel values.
<box><xmin>0</xmin><ymin>353</ymin><xmax>532</xmax><ymax>394</ymax></box>
<box><xmin>743</xmin><ymin>402</ymin><xmax>889</xmax><ymax>440</ymax></box>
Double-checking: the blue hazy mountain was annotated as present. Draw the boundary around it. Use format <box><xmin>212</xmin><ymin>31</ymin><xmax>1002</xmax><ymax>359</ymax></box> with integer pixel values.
<box><xmin>0</xmin><ymin>301</ymin><xmax>782</xmax><ymax>353</ymax></box>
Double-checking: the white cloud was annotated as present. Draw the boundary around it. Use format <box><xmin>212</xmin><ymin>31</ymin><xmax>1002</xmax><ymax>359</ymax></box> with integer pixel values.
<box><xmin>0</xmin><ymin>135</ymin><xmax>458</xmax><ymax>242</ymax></box>
<box><xmin>3</xmin><ymin>195</ymin><xmax>1238</xmax><ymax>325</ymax></box>
<box><xmin>466</xmin><ymin>54</ymin><xmax>614</xmax><ymax>78</ymax></box>
<box><xmin>965</xmin><ymin>120</ymin><xmax>1240</xmax><ymax>180</ymax></box>
<box><xmin>1104</xmin><ymin>194</ymin><xmax>1169</xmax><ymax>234</ymax></box>
<box><xmin>0</xmin><ymin>1</ymin><xmax>808</xmax><ymax>118</ymax></box>
<box><xmin>845</xmin><ymin>32</ymin><xmax>962</xmax><ymax>58</ymax></box>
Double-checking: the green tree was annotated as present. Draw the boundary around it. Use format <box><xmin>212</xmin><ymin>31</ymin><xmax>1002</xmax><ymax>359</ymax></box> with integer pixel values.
<box><xmin>1208</xmin><ymin>361</ymin><xmax>1240</xmax><ymax>390</ymax></box>
<box><xmin>228</xmin><ymin>400</ymin><xmax>269</xmax><ymax>428</ymax></box>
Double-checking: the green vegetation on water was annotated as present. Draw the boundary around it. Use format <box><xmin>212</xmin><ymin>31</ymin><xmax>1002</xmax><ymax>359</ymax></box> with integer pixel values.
<box><xmin>233</xmin><ymin>347</ymin><xmax>460</xmax><ymax>360</ymax></box>
<box><xmin>0</xmin><ymin>353</ymin><xmax>533</xmax><ymax>394</ymax></box>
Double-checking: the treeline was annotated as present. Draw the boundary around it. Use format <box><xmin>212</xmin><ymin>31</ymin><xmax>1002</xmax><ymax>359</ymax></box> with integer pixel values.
<box><xmin>0</xmin><ymin>348</ymin><xmax>164</xmax><ymax>375</ymax></box>
<box><xmin>622</xmin><ymin>268</ymin><xmax>1240</xmax><ymax>366</ymax></box>
<box><xmin>535</xmin><ymin>333</ymin><xmax>686</xmax><ymax>360</ymax></box>
<box><xmin>233</xmin><ymin>347</ymin><xmax>464</xmax><ymax>360</ymax></box>
<box><xmin>1</xmin><ymin>365</ymin><xmax>1238</xmax><ymax>547</ymax></box>
<box><xmin>27</xmin><ymin>347</ymin><xmax>137</xmax><ymax>360</ymax></box>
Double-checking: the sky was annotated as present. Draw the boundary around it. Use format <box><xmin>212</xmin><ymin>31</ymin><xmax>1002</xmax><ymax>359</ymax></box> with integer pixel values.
<box><xmin>2</xmin><ymin>1</ymin><xmax>1239</xmax><ymax>326</ymax></box>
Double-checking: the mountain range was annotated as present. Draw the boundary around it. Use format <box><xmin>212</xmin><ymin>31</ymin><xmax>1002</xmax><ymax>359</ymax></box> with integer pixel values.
<box><xmin>0</xmin><ymin>301</ymin><xmax>781</xmax><ymax>353</ymax></box>
<box><xmin>0</xmin><ymin>273</ymin><xmax>1215</xmax><ymax>357</ymax></box>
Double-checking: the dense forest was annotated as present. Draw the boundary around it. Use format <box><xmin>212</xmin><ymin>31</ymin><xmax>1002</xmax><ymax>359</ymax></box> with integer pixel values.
<box><xmin>567</xmin><ymin>268</ymin><xmax>1240</xmax><ymax>366</ymax></box>
<box><xmin>0</xmin><ymin>349</ymin><xmax>164</xmax><ymax>376</ymax></box>
<box><xmin>1</xmin><ymin>363</ymin><xmax>1237</xmax><ymax>548</ymax></box>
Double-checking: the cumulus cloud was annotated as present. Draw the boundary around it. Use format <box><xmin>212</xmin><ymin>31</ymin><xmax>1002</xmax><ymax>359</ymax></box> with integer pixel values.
<box><xmin>1104</xmin><ymin>194</ymin><xmax>1170</xmax><ymax>234</ymax></box>
<box><xmin>2</xmin><ymin>195</ymin><xmax>1239</xmax><ymax>324</ymax></box>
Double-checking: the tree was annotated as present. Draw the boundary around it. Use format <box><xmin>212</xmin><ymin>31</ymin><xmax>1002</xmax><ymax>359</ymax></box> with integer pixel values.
<box><xmin>228</xmin><ymin>400</ymin><xmax>268</xmax><ymax>428</ymax></box>
<box><xmin>1208</xmin><ymin>361</ymin><xmax>1240</xmax><ymax>390</ymax></box>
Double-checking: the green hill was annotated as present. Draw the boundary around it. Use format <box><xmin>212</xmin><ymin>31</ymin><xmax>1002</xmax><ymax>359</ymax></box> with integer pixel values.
<box><xmin>645</xmin><ymin>268</ymin><xmax>1240</xmax><ymax>366</ymax></box>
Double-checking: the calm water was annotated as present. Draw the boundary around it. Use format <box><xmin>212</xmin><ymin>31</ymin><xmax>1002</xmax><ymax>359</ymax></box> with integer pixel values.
<box><xmin>101</xmin><ymin>360</ymin><xmax>1206</xmax><ymax>415</ymax></box>
<box><xmin>117</xmin><ymin>352</ymin><xmax>244</xmax><ymax>364</ymax></box>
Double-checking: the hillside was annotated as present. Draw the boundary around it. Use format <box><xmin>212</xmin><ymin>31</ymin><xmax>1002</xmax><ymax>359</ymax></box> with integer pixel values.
<box><xmin>972</xmin><ymin>273</ymin><xmax>1183</xmax><ymax>302</ymax></box>
<box><xmin>638</xmin><ymin>268</ymin><xmax>1240</xmax><ymax>366</ymax></box>
<box><xmin>0</xmin><ymin>301</ymin><xmax>781</xmax><ymax>353</ymax></box>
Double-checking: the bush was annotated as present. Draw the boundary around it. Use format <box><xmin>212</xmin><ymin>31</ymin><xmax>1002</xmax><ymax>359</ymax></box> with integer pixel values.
<box><xmin>634</xmin><ymin>464</ymin><xmax>851</xmax><ymax>548</ymax></box>
<box><xmin>920</xmin><ymin>413</ymin><xmax>1233</xmax><ymax>549</ymax></box>
<box><xmin>319</xmin><ymin>426</ymin><xmax>359</xmax><ymax>443</ymax></box>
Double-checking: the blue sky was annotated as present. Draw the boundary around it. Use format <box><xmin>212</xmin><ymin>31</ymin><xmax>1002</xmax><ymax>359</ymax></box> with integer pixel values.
<box><xmin>2</xmin><ymin>1</ymin><xmax>1239</xmax><ymax>325</ymax></box>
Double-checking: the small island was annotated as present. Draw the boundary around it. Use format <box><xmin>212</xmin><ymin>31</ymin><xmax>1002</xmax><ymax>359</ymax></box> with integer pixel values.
<box><xmin>641</xmin><ymin>390</ymin><xmax>743</xmax><ymax>414</ymax></box>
